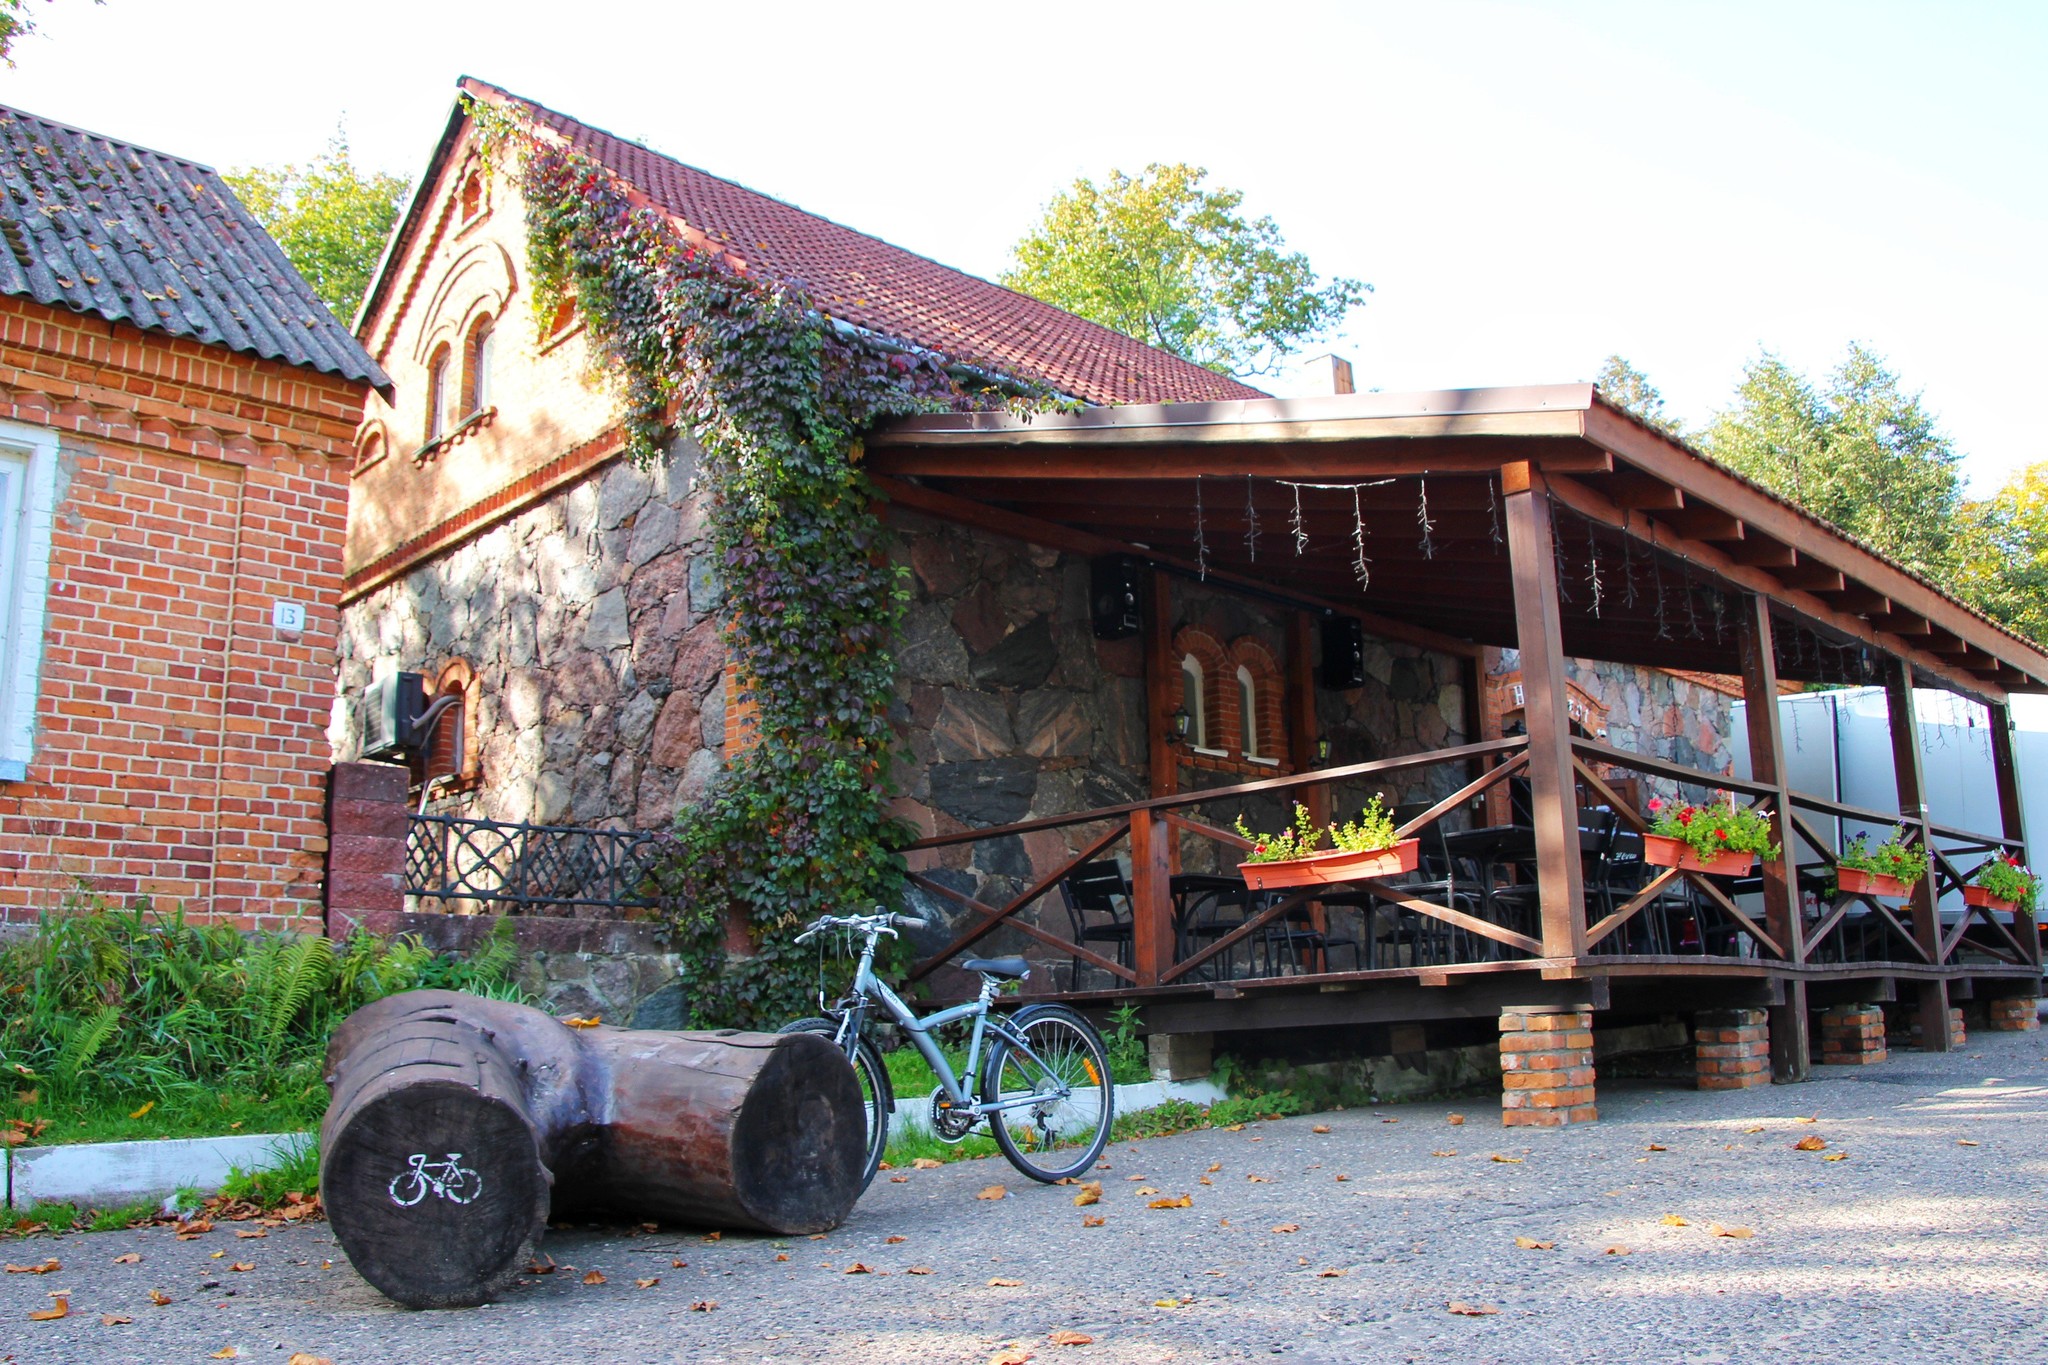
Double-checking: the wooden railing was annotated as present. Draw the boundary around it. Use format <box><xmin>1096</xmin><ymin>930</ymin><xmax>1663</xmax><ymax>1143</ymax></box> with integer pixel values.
<box><xmin>898</xmin><ymin>736</ymin><xmax>1531</xmax><ymax>990</ymax></box>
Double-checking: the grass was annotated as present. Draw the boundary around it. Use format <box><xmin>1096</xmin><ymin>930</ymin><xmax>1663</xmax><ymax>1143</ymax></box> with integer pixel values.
<box><xmin>219</xmin><ymin>1137</ymin><xmax>320</xmax><ymax>1206</ymax></box>
<box><xmin>1</xmin><ymin>1084</ymin><xmax>327</xmax><ymax>1148</ymax></box>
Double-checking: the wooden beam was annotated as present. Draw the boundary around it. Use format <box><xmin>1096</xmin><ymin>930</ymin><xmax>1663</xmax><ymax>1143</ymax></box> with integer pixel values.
<box><xmin>1775</xmin><ymin>562</ymin><xmax>1847</xmax><ymax>593</ymax></box>
<box><xmin>1544</xmin><ymin>473</ymin><xmax>2007</xmax><ymax>704</ymax></box>
<box><xmin>1661</xmin><ymin>507</ymin><xmax>1745</xmax><ymax>541</ymax></box>
<box><xmin>1288</xmin><ymin>610</ymin><xmax>1329</xmax><ymax>831</ymax></box>
<box><xmin>1727</xmin><ymin>538</ymin><xmax>1798</xmax><ymax>569</ymax></box>
<box><xmin>1988</xmin><ymin>700</ymin><xmax>2038</xmax><ymax>967</ymax></box>
<box><xmin>1738</xmin><ymin>595</ymin><xmax>1810</xmax><ymax>1081</ymax></box>
<box><xmin>1599</xmin><ymin>468</ymin><xmax>1685</xmax><ymax>511</ymax></box>
<box><xmin>1501</xmin><ymin>461</ymin><xmax>1587</xmax><ymax>957</ymax></box>
<box><xmin>1818</xmin><ymin>586</ymin><xmax>1892</xmax><ymax>616</ymax></box>
<box><xmin>868</xmin><ymin>444</ymin><xmax>1612</xmax><ymax>481</ymax></box>
<box><xmin>1884</xmin><ymin>659</ymin><xmax>1950</xmax><ymax>1051</ymax></box>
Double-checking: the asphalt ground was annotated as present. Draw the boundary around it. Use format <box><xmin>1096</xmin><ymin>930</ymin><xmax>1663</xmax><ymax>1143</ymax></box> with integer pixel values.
<box><xmin>7</xmin><ymin>1028</ymin><xmax>2048</xmax><ymax>1364</ymax></box>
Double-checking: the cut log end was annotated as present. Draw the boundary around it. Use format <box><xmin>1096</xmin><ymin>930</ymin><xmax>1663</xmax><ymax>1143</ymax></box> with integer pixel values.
<box><xmin>729</xmin><ymin>1031</ymin><xmax>869</xmax><ymax>1233</ymax></box>
<box><xmin>321</xmin><ymin>1081</ymin><xmax>549</xmax><ymax>1310</ymax></box>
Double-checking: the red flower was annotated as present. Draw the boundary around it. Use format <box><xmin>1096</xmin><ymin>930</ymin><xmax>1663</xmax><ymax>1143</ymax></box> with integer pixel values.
<box><xmin>1647</xmin><ymin>797</ymin><xmax>1664</xmax><ymax>814</ymax></box>
<box><xmin>1677</xmin><ymin>809</ymin><xmax>1694</xmax><ymax>826</ymax></box>
<box><xmin>1254</xmin><ymin>844</ymin><xmax>1267</xmax><ymax>856</ymax></box>
<box><xmin>1714</xmin><ymin>828</ymin><xmax>1729</xmax><ymax>842</ymax></box>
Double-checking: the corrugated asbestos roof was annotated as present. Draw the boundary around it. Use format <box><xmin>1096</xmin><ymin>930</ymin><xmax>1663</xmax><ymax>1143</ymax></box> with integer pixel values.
<box><xmin>0</xmin><ymin>104</ymin><xmax>387</xmax><ymax>387</ymax></box>
<box><xmin>461</xmin><ymin>79</ymin><xmax>1265</xmax><ymax>408</ymax></box>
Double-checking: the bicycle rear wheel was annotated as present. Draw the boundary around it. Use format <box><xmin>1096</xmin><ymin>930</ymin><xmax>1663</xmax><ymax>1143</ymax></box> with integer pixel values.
<box><xmin>778</xmin><ymin>1017</ymin><xmax>893</xmax><ymax>1193</ymax></box>
<box><xmin>981</xmin><ymin>1004</ymin><xmax>1113</xmax><ymax>1183</ymax></box>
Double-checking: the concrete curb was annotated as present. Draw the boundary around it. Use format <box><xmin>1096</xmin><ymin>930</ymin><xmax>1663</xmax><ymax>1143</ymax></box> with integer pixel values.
<box><xmin>885</xmin><ymin>1076</ymin><xmax>1227</xmax><ymax>1139</ymax></box>
<box><xmin>5</xmin><ymin>1132</ymin><xmax>307</xmax><ymax>1211</ymax></box>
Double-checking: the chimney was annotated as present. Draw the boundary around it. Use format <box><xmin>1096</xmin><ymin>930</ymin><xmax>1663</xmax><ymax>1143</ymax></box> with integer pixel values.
<box><xmin>1299</xmin><ymin>353</ymin><xmax>1355</xmax><ymax>396</ymax></box>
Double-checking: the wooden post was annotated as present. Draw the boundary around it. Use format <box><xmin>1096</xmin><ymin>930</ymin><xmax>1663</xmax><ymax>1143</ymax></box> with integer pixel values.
<box><xmin>1144</xmin><ymin>568</ymin><xmax>1177</xmax><ymax>799</ymax></box>
<box><xmin>1500</xmin><ymin>462</ymin><xmax>1586</xmax><ymax>959</ymax></box>
<box><xmin>1884</xmin><ymin>659</ymin><xmax>1950</xmax><ymax>1051</ymax></box>
<box><xmin>1128</xmin><ymin>807</ymin><xmax>1174</xmax><ymax>987</ymax></box>
<box><xmin>1737</xmin><ymin>597</ymin><xmax>1808</xmax><ymax>1081</ymax></box>
<box><xmin>1988</xmin><ymin>699</ymin><xmax>2037</xmax><ymax>966</ymax></box>
<box><xmin>1287</xmin><ymin>611</ymin><xmax>1329</xmax><ymax>828</ymax></box>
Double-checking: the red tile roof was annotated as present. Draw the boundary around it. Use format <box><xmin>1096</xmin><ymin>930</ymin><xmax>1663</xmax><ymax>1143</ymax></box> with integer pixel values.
<box><xmin>461</xmin><ymin>79</ymin><xmax>1265</xmax><ymax>407</ymax></box>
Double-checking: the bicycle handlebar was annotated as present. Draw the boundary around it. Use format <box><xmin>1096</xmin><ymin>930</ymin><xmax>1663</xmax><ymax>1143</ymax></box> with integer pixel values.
<box><xmin>794</xmin><ymin>908</ymin><xmax>925</xmax><ymax>944</ymax></box>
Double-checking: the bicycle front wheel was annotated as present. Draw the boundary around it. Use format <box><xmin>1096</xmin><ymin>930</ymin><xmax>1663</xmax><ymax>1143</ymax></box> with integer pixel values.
<box><xmin>982</xmin><ymin>1004</ymin><xmax>1114</xmax><ymax>1183</ymax></box>
<box><xmin>778</xmin><ymin>1016</ymin><xmax>893</xmax><ymax>1193</ymax></box>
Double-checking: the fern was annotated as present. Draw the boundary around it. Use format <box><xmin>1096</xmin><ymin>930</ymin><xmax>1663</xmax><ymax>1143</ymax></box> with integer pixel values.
<box><xmin>53</xmin><ymin>1004</ymin><xmax>121</xmax><ymax>1091</ymax></box>
<box><xmin>254</xmin><ymin>936</ymin><xmax>334</xmax><ymax>1053</ymax></box>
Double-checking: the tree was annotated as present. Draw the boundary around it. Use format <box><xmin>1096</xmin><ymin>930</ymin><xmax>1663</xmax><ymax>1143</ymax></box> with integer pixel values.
<box><xmin>0</xmin><ymin>0</ymin><xmax>95</xmax><ymax>66</ymax></box>
<box><xmin>1002</xmin><ymin>163</ymin><xmax>1366</xmax><ymax>378</ymax></box>
<box><xmin>1956</xmin><ymin>462</ymin><xmax>2048</xmax><ymax>645</ymax></box>
<box><xmin>1594</xmin><ymin>354</ymin><xmax>1680</xmax><ymax>436</ymax></box>
<box><xmin>225</xmin><ymin>135</ymin><xmax>407</xmax><ymax>324</ymax></box>
<box><xmin>1699</xmin><ymin>345</ymin><xmax>1962</xmax><ymax>582</ymax></box>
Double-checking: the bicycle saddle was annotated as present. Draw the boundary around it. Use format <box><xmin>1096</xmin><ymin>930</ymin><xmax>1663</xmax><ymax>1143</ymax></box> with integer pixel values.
<box><xmin>961</xmin><ymin>956</ymin><xmax>1030</xmax><ymax>980</ymax></box>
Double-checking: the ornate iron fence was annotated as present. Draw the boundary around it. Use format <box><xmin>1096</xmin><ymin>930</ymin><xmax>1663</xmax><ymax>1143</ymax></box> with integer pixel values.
<box><xmin>405</xmin><ymin>812</ymin><xmax>669</xmax><ymax>916</ymax></box>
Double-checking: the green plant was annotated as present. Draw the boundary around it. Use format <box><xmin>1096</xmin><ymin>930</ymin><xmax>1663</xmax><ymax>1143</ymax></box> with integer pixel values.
<box><xmin>1236</xmin><ymin>796</ymin><xmax>1401</xmax><ymax>863</ymax></box>
<box><xmin>87</xmin><ymin>1200</ymin><xmax>157</xmax><ymax>1233</ymax></box>
<box><xmin>1838</xmin><ymin>827</ymin><xmax>1928</xmax><ymax>888</ymax></box>
<box><xmin>1105</xmin><ymin>1003</ymin><xmax>1147</xmax><ymax>1083</ymax></box>
<box><xmin>1646</xmin><ymin>795</ymin><xmax>1781</xmax><ymax>862</ymax></box>
<box><xmin>221</xmin><ymin>1137</ymin><xmax>320</xmax><ymax>1207</ymax></box>
<box><xmin>1972</xmin><ymin>854</ymin><xmax>2037</xmax><ymax>912</ymax></box>
<box><xmin>470</xmin><ymin>99</ymin><xmax>1061</xmax><ymax>1029</ymax></box>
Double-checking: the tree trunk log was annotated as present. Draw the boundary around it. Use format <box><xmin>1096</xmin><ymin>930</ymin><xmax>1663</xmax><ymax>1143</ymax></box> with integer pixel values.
<box><xmin>319</xmin><ymin>989</ymin><xmax>865</xmax><ymax>1309</ymax></box>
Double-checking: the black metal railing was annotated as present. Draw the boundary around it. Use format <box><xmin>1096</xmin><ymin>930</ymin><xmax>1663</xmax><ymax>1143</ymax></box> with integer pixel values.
<box><xmin>405</xmin><ymin>813</ymin><xmax>668</xmax><ymax>916</ymax></box>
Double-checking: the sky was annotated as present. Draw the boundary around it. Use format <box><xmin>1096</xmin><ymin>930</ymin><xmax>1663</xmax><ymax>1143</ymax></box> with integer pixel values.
<box><xmin>3</xmin><ymin>0</ymin><xmax>2042</xmax><ymax>492</ymax></box>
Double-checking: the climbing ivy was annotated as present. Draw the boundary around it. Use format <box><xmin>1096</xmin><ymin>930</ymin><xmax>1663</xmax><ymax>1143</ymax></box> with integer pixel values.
<box><xmin>475</xmin><ymin>103</ymin><xmax>1056</xmax><ymax>1026</ymax></box>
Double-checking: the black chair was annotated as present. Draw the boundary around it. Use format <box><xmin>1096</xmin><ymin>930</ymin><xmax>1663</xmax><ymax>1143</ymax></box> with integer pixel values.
<box><xmin>1059</xmin><ymin>861</ymin><xmax>1133</xmax><ymax>987</ymax></box>
<box><xmin>1370</xmin><ymin>803</ymin><xmax>1489</xmax><ymax>965</ymax></box>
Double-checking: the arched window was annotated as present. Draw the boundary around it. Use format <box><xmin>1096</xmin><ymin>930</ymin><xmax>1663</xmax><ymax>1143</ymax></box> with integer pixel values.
<box><xmin>459</xmin><ymin>171</ymin><xmax>484</xmax><ymax>221</ymax></box>
<box><xmin>466</xmin><ymin>316</ymin><xmax>493</xmax><ymax>415</ymax></box>
<box><xmin>425</xmin><ymin>344</ymin><xmax>451</xmax><ymax>441</ymax></box>
<box><xmin>1237</xmin><ymin>664</ymin><xmax>1258</xmax><ymax>759</ymax></box>
<box><xmin>354</xmin><ymin>427</ymin><xmax>385</xmax><ymax>473</ymax></box>
<box><xmin>1181</xmin><ymin>654</ymin><xmax>1207</xmax><ymax>749</ymax></box>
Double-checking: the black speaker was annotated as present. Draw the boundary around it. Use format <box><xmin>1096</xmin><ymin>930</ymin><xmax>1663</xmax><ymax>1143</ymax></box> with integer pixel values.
<box><xmin>1319</xmin><ymin>615</ymin><xmax>1366</xmax><ymax>689</ymax></box>
<box><xmin>1090</xmin><ymin>556</ymin><xmax>1144</xmax><ymax>639</ymax></box>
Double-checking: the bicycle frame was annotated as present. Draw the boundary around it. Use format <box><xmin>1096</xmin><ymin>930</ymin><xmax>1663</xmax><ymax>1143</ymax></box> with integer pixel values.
<box><xmin>827</xmin><ymin>921</ymin><xmax>1073</xmax><ymax>1122</ymax></box>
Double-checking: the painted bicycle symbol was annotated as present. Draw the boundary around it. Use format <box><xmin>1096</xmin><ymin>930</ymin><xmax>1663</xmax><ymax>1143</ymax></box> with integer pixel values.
<box><xmin>388</xmin><ymin>1152</ymin><xmax>483</xmax><ymax>1207</ymax></box>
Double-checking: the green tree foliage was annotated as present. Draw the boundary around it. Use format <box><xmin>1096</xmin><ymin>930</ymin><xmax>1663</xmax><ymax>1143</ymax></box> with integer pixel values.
<box><xmin>0</xmin><ymin>0</ymin><xmax>95</xmax><ymax>65</ymax></box>
<box><xmin>1699</xmin><ymin>345</ymin><xmax>1962</xmax><ymax>582</ymax></box>
<box><xmin>1956</xmin><ymin>462</ymin><xmax>2048</xmax><ymax>645</ymax></box>
<box><xmin>1003</xmin><ymin>163</ymin><xmax>1367</xmax><ymax>378</ymax></box>
<box><xmin>224</xmin><ymin>135</ymin><xmax>407</xmax><ymax>324</ymax></box>
<box><xmin>1595</xmin><ymin>354</ymin><xmax>1680</xmax><ymax>436</ymax></box>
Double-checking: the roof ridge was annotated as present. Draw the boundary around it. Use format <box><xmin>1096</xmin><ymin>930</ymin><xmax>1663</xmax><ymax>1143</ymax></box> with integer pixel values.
<box><xmin>0</xmin><ymin>103</ymin><xmax>215</xmax><ymax>175</ymax></box>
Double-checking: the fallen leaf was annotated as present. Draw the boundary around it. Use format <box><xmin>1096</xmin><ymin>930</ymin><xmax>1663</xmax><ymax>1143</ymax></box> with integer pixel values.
<box><xmin>1645</xmin><ymin>1144</ymin><xmax>1667</xmax><ymax>1152</ymax></box>
<box><xmin>1514</xmin><ymin>1236</ymin><xmax>1555</xmax><ymax>1250</ymax></box>
<box><xmin>1743</xmin><ymin>1125</ymin><xmax>1766</xmax><ymax>1134</ymax></box>
<box><xmin>1335</xmin><ymin>1174</ymin><xmax>1350</xmax><ymax>1182</ymax></box>
<box><xmin>1380</xmin><ymin>1117</ymin><xmax>1399</xmax><ymax>1124</ymax></box>
<box><xmin>582</xmin><ymin>1270</ymin><xmax>606</xmax><ymax>1285</ymax></box>
<box><xmin>990</xmin><ymin>1349</ymin><xmax>1033</xmax><ymax>1365</ymax></box>
<box><xmin>101</xmin><ymin>1313</ymin><xmax>133</xmax><ymax>1325</ymax></box>
<box><xmin>528</xmin><ymin>1257</ymin><xmax>556</xmax><ymax>1275</ymax></box>
<box><xmin>1792</xmin><ymin>1136</ymin><xmax>1827</xmax><ymax>1152</ymax></box>
<box><xmin>1073</xmin><ymin>1182</ymin><xmax>1102</xmax><ymax>1207</ymax></box>
<box><xmin>114</xmin><ymin>1253</ymin><xmax>142</xmax><ymax>1264</ymax></box>
<box><xmin>885</xmin><ymin>1234</ymin><xmax>907</xmax><ymax>1244</ymax></box>
<box><xmin>1431</xmin><ymin>1150</ymin><xmax>1458</xmax><ymax>1158</ymax></box>
<box><xmin>636</xmin><ymin>1277</ymin><xmax>660</xmax><ymax>1289</ymax></box>
<box><xmin>704</xmin><ymin>1231</ymin><xmax>724</xmax><ymax>1242</ymax></box>
<box><xmin>1148</xmin><ymin>1195</ymin><xmax>1193</xmax><ymax>1209</ymax></box>
<box><xmin>229</xmin><ymin>1262</ymin><xmax>254</xmax><ymax>1273</ymax></box>
<box><xmin>286</xmin><ymin>1356</ymin><xmax>334</xmax><ymax>1365</ymax></box>
<box><xmin>913</xmin><ymin>1158</ymin><xmax>944</xmax><ymax>1170</ymax></box>
<box><xmin>1206</xmin><ymin>1161</ymin><xmax>1222</xmax><ymax>1173</ymax></box>
<box><xmin>1123</xmin><ymin>1175</ymin><xmax>1148</xmax><ymax>1182</ymax></box>
<box><xmin>212</xmin><ymin>1251</ymin><xmax>226</xmax><ymax>1260</ymax></box>
<box><xmin>6</xmin><ymin>1259</ymin><xmax>59</xmax><ymax>1274</ymax></box>
<box><xmin>1796</xmin><ymin>1114</ymin><xmax>1818</xmax><ymax>1123</ymax></box>
<box><xmin>1822</xmin><ymin>1152</ymin><xmax>1849</xmax><ymax>1162</ymax></box>
<box><xmin>1134</xmin><ymin>1186</ymin><xmax>1160</xmax><ymax>1196</ymax></box>
<box><xmin>1154</xmin><ymin>1298</ymin><xmax>1183</xmax><ymax>1308</ymax></box>
<box><xmin>1603</xmin><ymin>1245</ymin><xmax>1631</xmax><ymax>1256</ymax></box>
<box><xmin>988</xmin><ymin>1277</ymin><xmax>1025</xmax><ymax>1287</ymax></box>
<box><xmin>1246</xmin><ymin>1175</ymin><xmax>1270</xmax><ymax>1183</ymax></box>
<box><xmin>1447</xmin><ymin>1300</ymin><xmax>1498</xmax><ymax>1316</ymax></box>
<box><xmin>1081</xmin><ymin>1215</ymin><xmax>1106</xmax><ymax>1228</ymax></box>
<box><xmin>889</xmin><ymin>1175</ymin><xmax>909</xmax><ymax>1183</ymax></box>
<box><xmin>1198</xmin><ymin>1176</ymin><xmax>1213</xmax><ymax>1186</ymax></box>
<box><xmin>1447</xmin><ymin>1113</ymin><xmax>1466</xmax><ymax>1126</ymax></box>
<box><xmin>149</xmin><ymin>1289</ymin><xmax>172</xmax><ymax>1306</ymax></box>
<box><xmin>907</xmin><ymin>1266</ymin><xmax>934</xmax><ymax>1275</ymax></box>
<box><xmin>1223</xmin><ymin>1123</ymin><xmax>1246</xmax><ymax>1132</ymax></box>
<box><xmin>689</xmin><ymin>1300</ymin><xmax>717</xmax><ymax>1311</ymax></box>
<box><xmin>1660</xmin><ymin>1214</ymin><xmax>1689</xmax><ymax>1227</ymax></box>
<box><xmin>1271</xmin><ymin>1223</ymin><xmax>1301</xmax><ymax>1234</ymax></box>
<box><xmin>1707</xmin><ymin>1223</ymin><xmax>1754</xmax><ymax>1239</ymax></box>
<box><xmin>1959</xmin><ymin>1139</ymin><xmax>1980</xmax><ymax>1146</ymax></box>
<box><xmin>1490</xmin><ymin>1154</ymin><xmax>1523</xmax><ymax>1164</ymax></box>
<box><xmin>129</xmin><ymin>1100</ymin><xmax>155</xmax><ymax>1119</ymax></box>
<box><xmin>1048</xmin><ymin>1329</ymin><xmax>1095</xmax><ymax>1345</ymax></box>
<box><xmin>1317</xmin><ymin>1268</ymin><xmax>1346</xmax><ymax>1278</ymax></box>
<box><xmin>775</xmin><ymin>1253</ymin><xmax>789</xmax><ymax>1262</ymax></box>
<box><xmin>29</xmin><ymin>1294</ymin><xmax>70</xmax><ymax>1321</ymax></box>
<box><xmin>560</xmin><ymin>1015</ymin><xmax>602</xmax><ymax>1028</ymax></box>
<box><xmin>210</xmin><ymin>1348</ymin><xmax>237</xmax><ymax>1359</ymax></box>
<box><xmin>1311</xmin><ymin>1124</ymin><xmax>1331</xmax><ymax>1134</ymax></box>
<box><xmin>845</xmin><ymin>1263</ymin><xmax>873</xmax><ymax>1274</ymax></box>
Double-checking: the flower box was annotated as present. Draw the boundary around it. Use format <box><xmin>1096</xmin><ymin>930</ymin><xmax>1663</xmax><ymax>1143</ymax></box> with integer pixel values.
<box><xmin>1962</xmin><ymin>885</ymin><xmax>2017</xmax><ymax>912</ymax></box>
<box><xmin>1838</xmin><ymin>867</ymin><xmax>1914</xmax><ymax>900</ymax></box>
<box><xmin>1643</xmin><ymin>834</ymin><xmax>1755</xmax><ymax>878</ymax></box>
<box><xmin>1239</xmin><ymin>839</ymin><xmax>1420</xmax><ymax>890</ymax></box>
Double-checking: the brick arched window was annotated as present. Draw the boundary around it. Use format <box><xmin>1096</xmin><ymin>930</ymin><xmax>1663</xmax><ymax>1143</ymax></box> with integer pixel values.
<box><xmin>1228</xmin><ymin>637</ymin><xmax>1287</xmax><ymax>769</ymax></box>
<box><xmin>422</xmin><ymin>659</ymin><xmax>479</xmax><ymax>791</ymax></box>
<box><xmin>464</xmin><ymin>314</ymin><xmax>494</xmax><ymax>415</ymax></box>
<box><xmin>353</xmin><ymin>424</ymin><xmax>386</xmax><ymax>474</ymax></box>
<box><xmin>425</xmin><ymin>343</ymin><xmax>451</xmax><ymax>442</ymax></box>
<box><xmin>458</xmin><ymin>169</ymin><xmax>485</xmax><ymax>221</ymax></box>
<box><xmin>1181</xmin><ymin>654</ymin><xmax>1208</xmax><ymax>749</ymax></box>
<box><xmin>1171</xmin><ymin>627</ymin><xmax>1231</xmax><ymax>759</ymax></box>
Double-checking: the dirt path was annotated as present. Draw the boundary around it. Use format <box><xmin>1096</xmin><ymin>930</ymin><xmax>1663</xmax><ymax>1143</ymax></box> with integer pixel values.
<box><xmin>8</xmin><ymin>1029</ymin><xmax>2048</xmax><ymax>1364</ymax></box>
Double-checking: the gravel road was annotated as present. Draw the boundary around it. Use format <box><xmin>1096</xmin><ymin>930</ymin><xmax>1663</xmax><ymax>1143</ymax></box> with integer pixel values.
<box><xmin>7</xmin><ymin>1029</ymin><xmax>2048</xmax><ymax>1364</ymax></box>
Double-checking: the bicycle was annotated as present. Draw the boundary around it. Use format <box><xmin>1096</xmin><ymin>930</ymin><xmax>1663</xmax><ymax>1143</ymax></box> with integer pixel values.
<box><xmin>781</xmin><ymin>909</ymin><xmax>1114</xmax><ymax>1192</ymax></box>
<box><xmin>387</xmin><ymin>1151</ymin><xmax>483</xmax><ymax>1207</ymax></box>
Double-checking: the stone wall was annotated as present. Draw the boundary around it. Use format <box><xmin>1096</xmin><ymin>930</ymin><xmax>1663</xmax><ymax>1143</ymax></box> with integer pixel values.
<box><xmin>1489</xmin><ymin>648</ymin><xmax>1738</xmax><ymax>799</ymax></box>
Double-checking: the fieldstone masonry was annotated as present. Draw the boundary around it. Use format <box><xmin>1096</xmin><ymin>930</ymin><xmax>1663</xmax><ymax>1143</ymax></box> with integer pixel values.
<box><xmin>1499</xmin><ymin>1007</ymin><xmax>1597</xmax><ymax>1127</ymax></box>
<box><xmin>1818</xmin><ymin>1005</ymin><xmax>1887</xmax><ymax>1064</ymax></box>
<box><xmin>1694</xmin><ymin>1008</ymin><xmax>1770</xmax><ymax>1090</ymax></box>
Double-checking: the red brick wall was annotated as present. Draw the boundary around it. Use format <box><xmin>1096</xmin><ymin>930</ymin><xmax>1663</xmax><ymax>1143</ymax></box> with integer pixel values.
<box><xmin>0</xmin><ymin>296</ymin><xmax>368</xmax><ymax>932</ymax></box>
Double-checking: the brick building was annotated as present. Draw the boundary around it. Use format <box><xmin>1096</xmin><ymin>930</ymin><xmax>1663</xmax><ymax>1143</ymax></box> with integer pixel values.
<box><xmin>0</xmin><ymin>104</ymin><xmax>387</xmax><ymax>931</ymax></box>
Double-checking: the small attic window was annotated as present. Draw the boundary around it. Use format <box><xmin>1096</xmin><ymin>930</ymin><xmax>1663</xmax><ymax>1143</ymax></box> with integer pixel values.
<box><xmin>458</xmin><ymin>171</ymin><xmax>485</xmax><ymax>222</ymax></box>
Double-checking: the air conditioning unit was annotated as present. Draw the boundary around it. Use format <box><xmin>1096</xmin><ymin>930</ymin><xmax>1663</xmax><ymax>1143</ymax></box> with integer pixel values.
<box><xmin>362</xmin><ymin>672</ymin><xmax>427</xmax><ymax>762</ymax></box>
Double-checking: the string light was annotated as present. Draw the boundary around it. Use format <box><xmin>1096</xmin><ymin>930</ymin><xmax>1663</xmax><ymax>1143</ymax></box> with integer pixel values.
<box><xmin>1244</xmin><ymin>474</ymin><xmax>1260</xmax><ymax>564</ymax></box>
<box><xmin>1487</xmin><ymin>479</ymin><xmax>1503</xmax><ymax>553</ymax></box>
<box><xmin>1193</xmin><ymin>474</ymin><xmax>1208</xmax><ymax>580</ymax></box>
<box><xmin>1289</xmin><ymin>483</ymin><xmax>1307</xmax><ymax>556</ymax></box>
<box><xmin>1416</xmin><ymin>478</ymin><xmax>1437</xmax><ymax>560</ymax></box>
